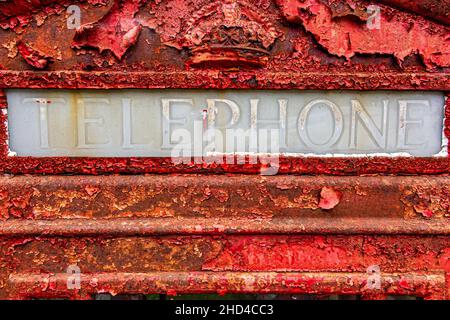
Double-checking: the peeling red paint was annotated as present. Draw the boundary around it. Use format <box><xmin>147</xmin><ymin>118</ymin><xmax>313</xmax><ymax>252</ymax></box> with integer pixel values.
<box><xmin>319</xmin><ymin>186</ymin><xmax>342</xmax><ymax>210</ymax></box>
<box><xmin>0</xmin><ymin>153</ymin><xmax>448</xmax><ymax>176</ymax></box>
<box><xmin>0</xmin><ymin>0</ymin><xmax>449</xmax><ymax>300</ymax></box>
<box><xmin>201</xmin><ymin>235</ymin><xmax>450</xmax><ymax>273</ymax></box>
<box><xmin>16</xmin><ymin>41</ymin><xmax>53</xmax><ymax>69</ymax></box>
<box><xmin>276</xmin><ymin>0</ymin><xmax>450</xmax><ymax>69</ymax></box>
<box><xmin>4</xmin><ymin>271</ymin><xmax>447</xmax><ymax>300</ymax></box>
<box><xmin>421</xmin><ymin>210</ymin><xmax>434</xmax><ymax>219</ymax></box>
<box><xmin>0</xmin><ymin>235</ymin><xmax>448</xmax><ymax>299</ymax></box>
<box><xmin>401</xmin><ymin>182</ymin><xmax>450</xmax><ymax>219</ymax></box>
<box><xmin>0</xmin><ymin>0</ymin><xmax>108</xmax><ymax>30</ymax></box>
<box><xmin>84</xmin><ymin>185</ymin><xmax>100</xmax><ymax>196</ymax></box>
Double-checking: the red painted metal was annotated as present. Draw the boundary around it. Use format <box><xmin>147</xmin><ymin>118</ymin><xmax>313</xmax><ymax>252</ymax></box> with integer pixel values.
<box><xmin>378</xmin><ymin>0</ymin><xmax>450</xmax><ymax>25</ymax></box>
<box><xmin>7</xmin><ymin>272</ymin><xmax>448</xmax><ymax>300</ymax></box>
<box><xmin>0</xmin><ymin>175</ymin><xmax>448</xmax><ymax>229</ymax></box>
<box><xmin>0</xmin><ymin>0</ymin><xmax>448</xmax><ymax>175</ymax></box>
<box><xmin>0</xmin><ymin>0</ymin><xmax>449</xmax><ymax>299</ymax></box>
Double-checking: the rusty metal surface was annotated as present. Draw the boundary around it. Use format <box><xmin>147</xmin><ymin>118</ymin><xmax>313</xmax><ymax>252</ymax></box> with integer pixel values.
<box><xmin>0</xmin><ymin>175</ymin><xmax>448</xmax><ymax>222</ymax></box>
<box><xmin>0</xmin><ymin>0</ymin><xmax>449</xmax><ymax>300</ymax></box>
<box><xmin>1</xmin><ymin>0</ymin><xmax>448</xmax><ymax>26</ymax></box>
<box><xmin>0</xmin><ymin>0</ymin><xmax>448</xmax><ymax>82</ymax></box>
<box><xmin>378</xmin><ymin>0</ymin><xmax>450</xmax><ymax>25</ymax></box>
<box><xmin>0</xmin><ymin>174</ymin><xmax>447</xmax><ymax>299</ymax></box>
<box><xmin>8</xmin><ymin>272</ymin><xmax>447</xmax><ymax>300</ymax></box>
<box><xmin>0</xmin><ymin>90</ymin><xmax>449</xmax><ymax>176</ymax></box>
<box><xmin>0</xmin><ymin>216</ymin><xmax>449</xmax><ymax>236</ymax></box>
<box><xmin>0</xmin><ymin>235</ymin><xmax>449</xmax><ymax>299</ymax></box>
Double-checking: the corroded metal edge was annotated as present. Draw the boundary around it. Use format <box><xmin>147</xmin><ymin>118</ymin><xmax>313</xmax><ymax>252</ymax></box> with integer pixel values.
<box><xmin>7</xmin><ymin>271</ymin><xmax>447</xmax><ymax>300</ymax></box>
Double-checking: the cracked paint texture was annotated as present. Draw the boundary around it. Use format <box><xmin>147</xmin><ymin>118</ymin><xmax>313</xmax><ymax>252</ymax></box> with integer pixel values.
<box><xmin>276</xmin><ymin>0</ymin><xmax>450</xmax><ymax>69</ymax></box>
<box><xmin>0</xmin><ymin>235</ymin><xmax>448</xmax><ymax>299</ymax></box>
<box><xmin>0</xmin><ymin>0</ymin><xmax>449</xmax><ymax>300</ymax></box>
<box><xmin>72</xmin><ymin>0</ymin><xmax>143</xmax><ymax>59</ymax></box>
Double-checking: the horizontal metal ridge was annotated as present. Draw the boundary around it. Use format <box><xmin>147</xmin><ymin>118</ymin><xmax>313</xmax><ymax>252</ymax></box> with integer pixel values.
<box><xmin>0</xmin><ymin>216</ymin><xmax>448</xmax><ymax>236</ymax></box>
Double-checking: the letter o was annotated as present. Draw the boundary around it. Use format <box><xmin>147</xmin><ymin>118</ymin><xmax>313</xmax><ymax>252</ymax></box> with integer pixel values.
<box><xmin>298</xmin><ymin>99</ymin><xmax>343</xmax><ymax>150</ymax></box>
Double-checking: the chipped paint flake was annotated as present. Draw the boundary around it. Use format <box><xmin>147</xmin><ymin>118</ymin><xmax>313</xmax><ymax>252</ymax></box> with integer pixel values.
<box><xmin>318</xmin><ymin>186</ymin><xmax>342</xmax><ymax>210</ymax></box>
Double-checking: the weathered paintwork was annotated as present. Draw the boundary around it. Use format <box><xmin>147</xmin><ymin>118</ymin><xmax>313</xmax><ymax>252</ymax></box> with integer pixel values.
<box><xmin>0</xmin><ymin>175</ymin><xmax>448</xmax><ymax>231</ymax></box>
<box><xmin>0</xmin><ymin>0</ymin><xmax>448</xmax><ymax>300</ymax></box>
<box><xmin>0</xmin><ymin>88</ymin><xmax>449</xmax><ymax>176</ymax></box>
<box><xmin>0</xmin><ymin>0</ymin><xmax>449</xmax><ymax>175</ymax></box>
<box><xmin>1</xmin><ymin>235</ymin><xmax>449</xmax><ymax>299</ymax></box>
<box><xmin>0</xmin><ymin>175</ymin><xmax>448</xmax><ymax>299</ymax></box>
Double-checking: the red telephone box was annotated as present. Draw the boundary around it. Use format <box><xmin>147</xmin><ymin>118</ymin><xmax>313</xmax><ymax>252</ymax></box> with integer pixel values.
<box><xmin>0</xmin><ymin>0</ymin><xmax>448</xmax><ymax>300</ymax></box>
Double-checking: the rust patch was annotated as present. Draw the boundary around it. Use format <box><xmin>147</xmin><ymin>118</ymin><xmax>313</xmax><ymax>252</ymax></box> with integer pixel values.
<box><xmin>0</xmin><ymin>175</ymin><xmax>447</xmax><ymax>222</ymax></box>
<box><xmin>326</xmin><ymin>0</ymin><xmax>369</xmax><ymax>20</ymax></box>
<box><xmin>378</xmin><ymin>0</ymin><xmax>450</xmax><ymax>26</ymax></box>
<box><xmin>0</xmin><ymin>235</ymin><xmax>448</xmax><ymax>299</ymax></box>
<box><xmin>2</xmin><ymin>39</ymin><xmax>17</xmax><ymax>58</ymax></box>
